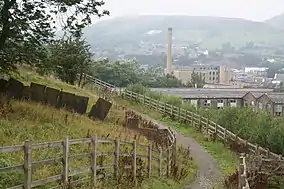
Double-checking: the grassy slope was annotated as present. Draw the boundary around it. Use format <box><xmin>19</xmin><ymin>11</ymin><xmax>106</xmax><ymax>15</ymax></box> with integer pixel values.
<box><xmin>0</xmin><ymin>69</ymin><xmax>197</xmax><ymax>189</ymax></box>
<box><xmin>114</xmin><ymin>98</ymin><xmax>239</xmax><ymax>177</ymax></box>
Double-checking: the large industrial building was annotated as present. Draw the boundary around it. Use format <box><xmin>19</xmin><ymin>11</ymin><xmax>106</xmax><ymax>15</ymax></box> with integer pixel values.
<box><xmin>164</xmin><ymin>27</ymin><xmax>232</xmax><ymax>85</ymax></box>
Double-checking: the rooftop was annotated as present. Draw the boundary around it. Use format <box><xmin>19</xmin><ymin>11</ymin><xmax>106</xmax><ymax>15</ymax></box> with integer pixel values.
<box><xmin>150</xmin><ymin>88</ymin><xmax>275</xmax><ymax>99</ymax></box>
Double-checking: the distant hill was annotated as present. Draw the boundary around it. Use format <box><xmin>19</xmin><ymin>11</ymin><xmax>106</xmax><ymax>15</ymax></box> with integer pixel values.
<box><xmin>265</xmin><ymin>13</ymin><xmax>284</xmax><ymax>29</ymax></box>
<box><xmin>83</xmin><ymin>15</ymin><xmax>284</xmax><ymax>51</ymax></box>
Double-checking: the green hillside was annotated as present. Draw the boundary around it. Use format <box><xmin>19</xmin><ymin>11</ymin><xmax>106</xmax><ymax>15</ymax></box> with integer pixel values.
<box><xmin>84</xmin><ymin>15</ymin><xmax>284</xmax><ymax>50</ymax></box>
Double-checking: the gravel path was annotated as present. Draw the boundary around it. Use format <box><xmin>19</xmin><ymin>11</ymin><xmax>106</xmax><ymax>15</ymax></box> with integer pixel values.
<box><xmin>175</xmin><ymin>132</ymin><xmax>222</xmax><ymax>189</ymax></box>
<box><xmin>127</xmin><ymin>110</ymin><xmax>222</xmax><ymax>188</ymax></box>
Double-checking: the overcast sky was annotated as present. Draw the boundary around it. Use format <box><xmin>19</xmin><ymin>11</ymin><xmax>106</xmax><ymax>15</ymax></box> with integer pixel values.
<box><xmin>95</xmin><ymin>0</ymin><xmax>284</xmax><ymax>22</ymax></box>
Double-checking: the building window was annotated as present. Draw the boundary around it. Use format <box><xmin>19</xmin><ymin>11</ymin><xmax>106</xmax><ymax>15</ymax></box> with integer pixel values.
<box><xmin>209</xmin><ymin>72</ymin><xmax>212</xmax><ymax>75</ymax></box>
<box><xmin>213</xmin><ymin>77</ymin><xmax>215</xmax><ymax>80</ymax></box>
<box><xmin>213</xmin><ymin>72</ymin><xmax>215</xmax><ymax>75</ymax></box>
<box><xmin>204</xmin><ymin>99</ymin><xmax>211</xmax><ymax>107</ymax></box>
<box><xmin>230</xmin><ymin>99</ymin><xmax>237</xmax><ymax>107</ymax></box>
<box><xmin>209</xmin><ymin>77</ymin><xmax>211</xmax><ymax>80</ymax></box>
<box><xmin>217</xmin><ymin>99</ymin><xmax>224</xmax><ymax>109</ymax></box>
<box><xmin>275</xmin><ymin>105</ymin><xmax>282</xmax><ymax>116</ymax></box>
<box><xmin>259</xmin><ymin>102</ymin><xmax>263</xmax><ymax>109</ymax></box>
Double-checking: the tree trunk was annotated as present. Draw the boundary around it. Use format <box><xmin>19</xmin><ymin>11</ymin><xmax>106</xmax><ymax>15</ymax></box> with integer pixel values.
<box><xmin>0</xmin><ymin>0</ymin><xmax>14</xmax><ymax>51</ymax></box>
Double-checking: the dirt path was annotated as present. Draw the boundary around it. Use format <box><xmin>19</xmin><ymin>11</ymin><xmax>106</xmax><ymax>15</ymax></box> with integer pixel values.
<box><xmin>175</xmin><ymin>131</ymin><xmax>222</xmax><ymax>189</ymax></box>
<box><xmin>135</xmin><ymin>112</ymin><xmax>222</xmax><ymax>189</ymax></box>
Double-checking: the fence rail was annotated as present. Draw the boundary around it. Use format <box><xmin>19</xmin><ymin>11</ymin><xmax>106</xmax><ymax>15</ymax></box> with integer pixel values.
<box><xmin>0</xmin><ymin>136</ymin><xmax>172</xmax><ymax>189</ymax></box>
<box><xmin>83</xmin><ymin>74</ymin><xmax>284</xmax><ymax>189</ymax></box>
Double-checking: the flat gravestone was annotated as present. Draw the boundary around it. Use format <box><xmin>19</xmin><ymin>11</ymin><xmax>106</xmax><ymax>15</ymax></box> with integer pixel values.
<box><xmin>88</xmin><ymin>98</ymin><xmax>112</xmax><ymax>121</ymax></box>
<box><xmin>126</xmin><ymin>118</ymin><xmax>139</xmax><ymax>129</ymax></box>
<box><xmin>73</xmin><ymin>95</ymin><xmax>89</xmax><ymax>114</ymax></box>
<box><xmin>0</xmin><ymin>79</ymin><xmax>8</xmax><ymax>93</ymax></box>
<box><xmin>21</xmin><ymin>86</ymin><xmax>31</xmax><ymax>100</ymax></box>
<box><xmin>7</xmin><ymin>78</ymin><xmax>24</xmax><ymax>99</ymax></box>
<box><xmin>30</xmin><ymin>82</ymin><xmax>46</xmax><ymax>103</ymax></box>
<box><xmin>59</xmin><ymin>91</ymin><xmax>75</xmax><ymax>111</ymax></box>
<box><xmin>45</xmin><ymin>87</ymin><xmax>60</xmax><ymax>108</ymax></box>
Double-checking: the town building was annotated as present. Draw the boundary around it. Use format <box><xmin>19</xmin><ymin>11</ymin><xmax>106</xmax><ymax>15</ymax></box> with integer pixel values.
<box><xmin>151</xmin><ymin>88</ymin><xmax>284</xmax><ymax>116</ymax></box>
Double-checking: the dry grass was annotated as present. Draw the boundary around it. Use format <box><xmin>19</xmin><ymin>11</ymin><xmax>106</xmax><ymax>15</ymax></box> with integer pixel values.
<box><xmin>0</xmin><ymin>67</ymin><xmax>196</xmax><ymax>188</ymax></box>
<box><xmin>0</xmin><ymin>98</ymin><xmax>150</xmax><ymax>188</ymax></box>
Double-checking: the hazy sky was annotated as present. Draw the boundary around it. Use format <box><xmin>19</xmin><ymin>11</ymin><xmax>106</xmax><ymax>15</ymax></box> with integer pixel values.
<box><xmin>96</xmin><ymin>0</ymin><xmax>284</xmax><ymax>22</ymax></box>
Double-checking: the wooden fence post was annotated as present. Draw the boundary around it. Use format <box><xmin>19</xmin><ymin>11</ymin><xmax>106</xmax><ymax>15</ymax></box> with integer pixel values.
<box><xmin>147</xmin><ymin>144</ymin><xmax>152</xmax><ymax>178</ymax></box>
<box><xmin>238</xmin><ymin>155</ymin><xmax>244</xmax><ymax>189</ymax></box>
<box><xmin>214</xmin><ymin>123</ymin><xmax>218</xmax><ymax>141</ymax></box>
<box><xmin>266</xmin><ymin>148</ymin><xmax>270</xmax><ymax>158</ymax></box>
<box><xmin>24</xmin><ymin>140</ymin><xmax>32</xmax><ymax>189</ymax></box>
<box><xmin>224</xmin><ymin>128</ymin><xmax>227</xmax><ymax>143</ymax></box>
<box><xmin>114</xmin><ymin>139</ymin><xmax>120</xmax><ymax>181</ymax></box>
<box><xmin>185</xmin><ymin>110</ymin><xmax>188</xmax><ymax>123</ymax></box>
<box><xmin>167</xmin><ymin>147</ymin><xmax>171</xmax><ymax>177</ymax></box>
<box><xmin>170</xmin><ymin>105</ymin><xmax>173</xmax><ymax>116</ymax></box>
<box><xmin>158</xmin><ymin>147</ymin><xmax>163</xmax><ymax>177</ymax></box>
<box><xmin>198</xmin><ymin>115</ymin><xmax>202</xmax><ymax>131</ymax></box>
<box><xmin>143</xmin><ymin>94</ymin><xmax>145</xmax><ymax>105</ymax></box>
<box><xmin>156</xmin><ymin>100</ymin><xmax>159</xmax><ymax>111</ymax></box>
<box><xmin>91</xmin><ymin>136</ymin><xmax>97</xmax><ymax>188</ymax></box>
<box><xmin>164</xmin><ymin>102</ymin><xmax>166</xmax><ymax>114</ymax></box>
<box><xmin>178</xmin><ymin>107</ymin><xmax>181</xmax><ymax>120</ymax></box>
<box><xmin>205</xmin><ymin>117</ymin><xmax>209</xmax><ymax>134</ymax></box>
<box><xmin>63</xmin><ymin>136</ymin><xmax>69</xmax><ymax>187</ymax></box>
<box><xmin>191</xmin><ymin>112</ymin><xmax>194</xmax><ymax>126</ymax></box>
<box><xmin>132</xmin><ymin>140</ymin><xmax>137</xmax><ymax>186</ymax></box>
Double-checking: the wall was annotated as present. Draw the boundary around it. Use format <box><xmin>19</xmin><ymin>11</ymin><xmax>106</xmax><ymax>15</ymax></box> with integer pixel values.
<box><xmin>1</xmin><ymin>78</ymin><xmax>89</xmax><ymax>114</ymax></box>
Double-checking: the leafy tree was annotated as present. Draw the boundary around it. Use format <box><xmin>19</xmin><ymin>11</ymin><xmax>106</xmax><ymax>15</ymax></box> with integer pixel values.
<box><xmin>0</xmin><ymin>0</ymin><xmax>109</xmax><ymax>72</ymax></box>
<box><xmin>49</xmin><ymin>36</ymin><xmax>93</xmax><ymax>85</ymax></box>
<box><xmin>91</xmin><ymin>60</ymin><xmax>185</xmax><ymax>88</ymax></box>
<box><xmin>187</xmin><ymin>71</ymin><xmax>205</xmax><ymax>88</ymax></box>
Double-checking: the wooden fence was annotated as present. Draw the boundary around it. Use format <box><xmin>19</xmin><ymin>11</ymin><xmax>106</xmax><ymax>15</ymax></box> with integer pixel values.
<box><xmin>83</xmin><ymin>74</ymin><xmax>284</xmax><ymax>189</ymax></box>
<box><xmin>0</xmin><ymin>136</ymin><xmax>173</xmax><ymax>189</ymax></box>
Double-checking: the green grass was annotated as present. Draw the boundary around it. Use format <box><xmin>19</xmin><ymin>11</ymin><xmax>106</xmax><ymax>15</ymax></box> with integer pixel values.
<box><xmin>0</xmin><ymin>68</ymin><xmax>197</xmax><ymax>189</ymax></box>
<box><xmin>114</xmin><ymin>98</ymin><xmax>239</xmax><ymax>177</ymax></box>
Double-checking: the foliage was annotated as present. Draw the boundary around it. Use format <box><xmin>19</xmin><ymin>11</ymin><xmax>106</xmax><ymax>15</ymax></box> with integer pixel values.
<box><xmin>47</xmin><ymin>36</ymin><xmax>93</xmax><ymax>84</ymax></box>
<box><xmin>127</xmin><ymin>86</ymin><xmax>284</xmax><ymax>156</ymax></box>
<box><xmin>187</xmin><ymin>71</ymin><xmax>205</xmax><ymax>88</ymax></box>
<box><xmin>92</xmin><ymin>60</ymin><xmax>185</xmax><ymax>88</ymax></box>
<box><xmin>0</xmin><ymin>0</ymin><xmax>109</xmax><ymax>72</ymax></box>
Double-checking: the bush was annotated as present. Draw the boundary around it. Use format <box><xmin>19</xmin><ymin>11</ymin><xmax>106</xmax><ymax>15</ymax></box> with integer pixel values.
<box><xmin>126</xmin><ymin>85</ymin><xmax>284</xmax><ymax>156</ymax></box>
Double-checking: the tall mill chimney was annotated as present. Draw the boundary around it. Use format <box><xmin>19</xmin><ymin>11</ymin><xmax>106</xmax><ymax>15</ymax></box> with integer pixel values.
<box><xmin>166</xmin><ymin>27</ymin><xmax>173</xmax><ymax>75</ymax></box>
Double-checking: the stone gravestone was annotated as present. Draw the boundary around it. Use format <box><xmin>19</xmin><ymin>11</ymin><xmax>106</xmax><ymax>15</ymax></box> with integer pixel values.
<box><xmin>88</xmin><ymin>98</ymin><xmax>112</xmax><ymax>121</ymax></box>
<box><xmin>0</xmin><ymin>79</ymin><xmax>8</xmax><ymax>93</ymax></box>
<box><xmin>58</xmin><ymin>91</ymin><xmax>75</xmax><ymax>111</ymax></box>
<box><xmin>73</xmin><ymin>95</ymin><xmax>89</xmax><ymax>114</ymax></box>
<box><xmin>6</xmin><ymin>78</ymin><xmax>24</xmax><ymax>99</ymax></box>
<box><xmin>30</xmin><ymin>82</ymin><xmax>46</xmax><ymax>103</ymax></box>
<box><xmin>45</xmin><ymin>87</ymin><xmax>60</xmax><ymax>108</ymax></box>
<box><xmin>125</xmin><ymin>117</ymin><xmax>139</xmax><ymax>129</ymax></box>
<box><xmin>21</xmin><ymin>86</ymin><xmax>31</xmax><ymax>100</ymax></box>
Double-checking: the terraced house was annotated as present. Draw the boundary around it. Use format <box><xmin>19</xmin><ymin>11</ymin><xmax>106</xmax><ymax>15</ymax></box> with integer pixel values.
<box><xmin>151</xmin><ymin>88</ymin><xmax>284</xmax><ymax>116</ymax></box>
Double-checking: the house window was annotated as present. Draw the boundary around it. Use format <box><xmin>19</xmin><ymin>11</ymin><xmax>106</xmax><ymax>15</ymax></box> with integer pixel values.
<box><xmin>258</xmin><ymin>102</ymin><xmax>263</xmax><ymax>109</ymax></box>
<box><xmin>230</xmin><ymin>99</ymin><xmax>237</xmax><ymax>107</ymax></box>
<box><xmin>275</xmin><ymin>105</ymin><xmax>282</xmax><ymax>116</ymax></box>
<box><xmin>204</xmin><ymin>99</ymin><xmax>211</xmax><ymax>107</ymax></box>
<box><xmin>213</xmin><ymin>77</ymin><xmax>215</xmax><ymax>80</ymax></box>
<box><xmin>209</xmin><ymin>72</ymin><xmax>212</xmax><ymax>75</ymax></box>
<box><xmin>244</xmin><ymin>100</ymin><xmax>248</xmax><ymax>107</ymax></box>
<box><xmin>213</xmin><ymin>72</ymin><xmax>215</xmax><ymax>75</ymax></box>
<box><xmin>217</xmin><ymin>99</ymin><xmax>224</xmax><ymax>109</ymax></box>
